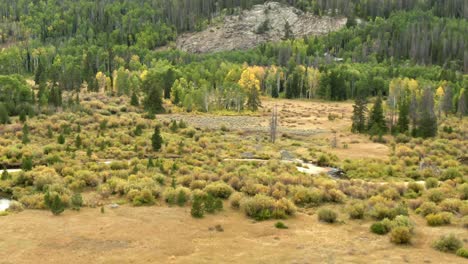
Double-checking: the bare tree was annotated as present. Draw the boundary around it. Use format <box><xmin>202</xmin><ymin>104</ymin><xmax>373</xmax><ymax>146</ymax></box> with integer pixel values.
<box><xmin>270</xmin><ymin>104</ymin><xmax>278</xmax><ymax>143</ymax></box>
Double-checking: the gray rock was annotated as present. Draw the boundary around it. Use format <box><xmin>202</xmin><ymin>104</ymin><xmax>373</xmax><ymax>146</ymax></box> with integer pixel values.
<box><xmin>280</xmin><ymin>150</ymin><xmax>295</xmax><ymax>161</ymax></box>
<box><xmin>109</xmin><ymin>203</ymin><xmax>119</xmax><ymax>209</ymax></box>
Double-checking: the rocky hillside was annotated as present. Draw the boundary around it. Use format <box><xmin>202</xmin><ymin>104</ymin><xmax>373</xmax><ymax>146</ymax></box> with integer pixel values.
<box><xmin>176</xmin><ymin>2</ymin><xmax>347</xmax><ymax>53</ymax></box>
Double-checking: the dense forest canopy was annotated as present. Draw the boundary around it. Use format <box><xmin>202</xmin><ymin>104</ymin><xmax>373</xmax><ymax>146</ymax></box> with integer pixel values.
<box><xmin>0</xmin><ymin>0</ymin><xmax>466</xmax><ymax>123</ymax></box>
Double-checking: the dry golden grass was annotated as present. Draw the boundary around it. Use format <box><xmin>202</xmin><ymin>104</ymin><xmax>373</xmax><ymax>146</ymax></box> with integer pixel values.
<box><xmin>1</xmin><ymin>205</ymin><xmax>466</xmax><ymax>264</ymax></box>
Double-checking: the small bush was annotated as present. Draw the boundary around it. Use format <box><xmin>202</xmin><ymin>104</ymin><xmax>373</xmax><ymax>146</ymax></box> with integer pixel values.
<box><xmin>191</xmin><ymin>196</ymin><xmax>205</xmax><ymax>218</ymax></box>
<box><xmin>391</xmin><ymin>215</ymin><xmax>414</xmax><ymax>232</ymax></box>
<box><xmin>390</xmin><ymin>227</ymin><xmax>412</xmax><ymax>244</ymax></box>
<box><xmin>462</xmin><ymin>216</ymin><xmax>468</xmax><ymax>228</ymax></box>
<box><xmin>425</xmin><ymin>177</ymin><xmax>439</xmax><ymax>189</ymax></box>
<box><xmin>426</xmin><ymin>189</ymin><xmax>445</xmax><ymax>203</ymax></box>
<box><xmin>370</xmin><ymin>221</ymin><xmax>391</xmax><ymax>235</ymax></box>
<box><xmin>416</xmin><ymin>202</ymin><xmax>439</xmax><ymax>216</ymax></box>
<box><xmin>240</xmin><ymin>194</ymin><xmax>275</xmax><ymax>221</ymax></box>
<box><xmin>433</xmin><ymin>234</ymin><xmax>463</xmax><ymax>253</ymax></box>
<box><xmin>456</xmin><ymin>248</ymin><xmax>468</xmax><ymax>258</ymax></box>
<box><xmin>6</xmin><ymin>201</ymin><xmax>24</xmax><ymax>212</ymax></box>
<box><xmin>317</xmin><ymin>208</ymin><xmax>338</xmax><ymax>223</ymax></box>
<box><xmin>347</xmin><ymin>201</ymin><xmax>366</xmax><ymax>219</ymax></box>
<box><xmin>204</xmin><ymin>181</ymin><xmax>234</xmax><ymax>199</ymax></box>
<box><xmin>229</xmin><ymin>192</ymin><xmax>244</xmax><ymax>209</ymax></box>
<box><xmin>442</xmin><ymin>168</ymin><xmax>461</xmax><ymax>180</ymax></box>
<box><xmin>426</xmin><ymin>212</ymin><xmax>452</xmax><ymax>226</ymax></box>
<box><xmin>275</xmin><ymin>221</ymin><xmax>288</xmax><ymax>229</ymax></box>
<box><xmin>440</xmin><ymin>199</ymin><xmax>462</xmax><ymax>213</ymax></box>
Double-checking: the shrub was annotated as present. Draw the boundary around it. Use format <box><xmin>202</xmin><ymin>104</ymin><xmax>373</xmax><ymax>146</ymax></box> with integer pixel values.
<box><xmin>132</xmin><ymin>189</ymin><xmax>156</xmax><ymax>206</ymax></box>
<box><xmin>458</xmin><ymin>183</ymin><xmax>468</xmax><ymax>200</ymax></box>
<box><xmin>275</xmin><ymin>221</ymin><xmax>288</xmax><ymax>229</ymax></box>
<box><xmin>442</xmin><ymin>168</ymin><xmax>461</xmax><ymax>180</ymax></box>
<box><xmin>163</xmin><ymin>187</ymin><xmax>191</xmax><ymax>205</ymax></box>
<box><xmin>347</xmin><ymin>201</ymin><xmax>366</xmax><ymax>219</ymax></box>
<box><xmin>426</xmin><ymin>189</ymin><xmax>445</xmax><ymax>203</ymax></box>
<box><xmin>325</xmin><ymin>189</ymin><xmax>346</xmax><ymax>203</ymax></box>
<box><xmin>71</xmin><ymin>193</ymin><xmax>83</xmax><ymax>210</ymax></box>
<box><xmin>370</xmin><ymin>221</ymin><xmax>390</xmax><ymax>235</ymax></box>
<box><xmin>463</xmin><ymin>216</ymin><xmax>468</xmax><ymax>228</ymax></box>
<box><xmin>240</xmin><ymin>194</ymin><xmax>276</xmax><ymax>220</ymax></box>
<box><xmin>425</xmin><ymin>177</ymin><xmax>439</xmax><ymax>189</ymax></box>
<box><xmin>456</xmin><ymin>248</ymin><xmax>468</xmax><ymax>258</ymax></box>
<box><xmin>6</xmin><ymin>201</ymin><xmax>24</xmax><ymax>212</ymax></box>
<box><xmin>229</xmin><ymin>192</ymin><xmax>244</xmax><ymax>209</ymax></box>
<box><xmin>204</xmin><ymin>181</ymin><xmax>234</xmax><ymax>199</ymax></box>
<box><xmin>440</xmin><ymin>199</ymin><xmax>462</xmax><ymax>213</ymax></box>
<box><xmin>191</xmin><ymin>196</ymin><xmax>205</xmax><ymax>218</ymax></box>
<box><xmin>291</xmin><ymin>186</ymin><xmax>323</xmax><ymax>206</ymax></box>
<box><xmin>433</xmin><ymin>234</ymin><xmax>463</xmax><ymax>253</ymax></box>
<box><xmin>270</xmin><ymin>198</ymin><xmax>296</xmax><ymax>219</ymax></box>
<box><xmin>416</xmin><ymin>202</ymin><xmax>439</xmax><ymax>216</ymax></box>
<box><xmin>390</xmin><ymin>227</ymin><xmax>412</xmax><ymax>244</ymax></box>
<box><xmin>204</xmin><ymin>194</ymin><xmax>223</xmax><ymax>213</ymax></box>
<box><xmin>407</xmin><ymin>182</ymin><xmax>424</xmax><ymax>196</ymax></box>
<box><xmin>391</xmin><ymin>215</ymin><xmax>414</xmax><ymax>232</ymax></box>
<box><xmin>317</xmin><ymin>208</ymin><xmax>338</xmax><ymax>223</ymax></box>
<box><xmin>44</xmin><ymin>192</ymin><xmax>66</xmax><ymax>215</ymax></box>
<box><xmin>426</xmin><ymin>212</ymin><xmax>452</xmax><ymax>226</ymax></box>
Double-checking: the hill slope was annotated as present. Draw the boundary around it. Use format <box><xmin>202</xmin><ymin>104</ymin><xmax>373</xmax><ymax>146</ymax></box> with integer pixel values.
<box><xmin>176</xmin><ymin>2</ymin><xmax>347</xmax><ymax>53</ymax></box>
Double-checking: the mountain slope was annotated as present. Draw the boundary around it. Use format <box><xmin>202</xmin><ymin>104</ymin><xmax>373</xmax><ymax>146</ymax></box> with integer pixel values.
<box><xmin>176</xmin><ymin>2</ymin><xmax>347</xmax><ymax>53</ymax></box>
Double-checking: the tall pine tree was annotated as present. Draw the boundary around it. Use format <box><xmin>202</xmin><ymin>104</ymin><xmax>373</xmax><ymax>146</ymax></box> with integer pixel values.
<box><xmin>368</xmin><ymin>95</ymin><xmax>387</xmax><ymax>135</ymax></box>
<box><xmin>351</xmin><ymin>96</ymin><xmax>368</xmax><ymax>133</ymax></box>
<box><xmin>419</xmin><ymin>88</ymin><xmax>437</xmax><ymax>138</ymax></box>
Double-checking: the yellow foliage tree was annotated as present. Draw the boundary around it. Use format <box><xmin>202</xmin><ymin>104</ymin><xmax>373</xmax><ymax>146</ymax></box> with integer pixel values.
<box><xmin>238</xmin><ymin>69</ymin><xmax>261</xmax><ymax>111</ymax></box>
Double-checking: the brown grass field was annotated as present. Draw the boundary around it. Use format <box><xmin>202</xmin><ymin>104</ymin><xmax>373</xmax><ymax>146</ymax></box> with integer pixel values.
<box><xmin>1</xmin><ymin>205</ymin><xmax>466</xmax><ymax>264</ymax></box>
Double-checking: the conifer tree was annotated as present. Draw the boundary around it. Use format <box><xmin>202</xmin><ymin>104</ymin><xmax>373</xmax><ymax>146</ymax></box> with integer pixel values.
<box><xmin>151</xmin><ymin>126</ymin><xmax>163</xmax><ymax>151</ymax></box>
<box><xmin>131</xmin><ymin>91</ymin><xmax>139</xmax><ymax>106</ymax></box>
<box><xmin>351</xmin><ymin>96</ymin><xmax>368</xmax><ymax>133</ymax></box>
<box><xmin>75</xmin><ymin>134</ymin><xmax>82</xmax><ymax>149</ymax></box>
<box><xmin>44</xmin><ymin>192</ymin><xmax>66</xmax><ymax>215</ymax></box>
<box><xmin>58</xmin><ymin>133</ymin><xmax>65</xmax><ymax>144</ymax></box>
<box><xmin>368</xmin><ymin>95</ymin><xmax>387</xmax><ymax>134</ymax></box>
<box><xmin>457</xmin><ymin>89</ymin><xmax>467</xmax><ymax>119</ymax></box>
<box><xmin>21</xmin><ymin>156</ymin><xmax>33</xmax><ymax>171</ymax></box>
<box><xmin>397</xmin><ymin>99</ymin><xmax>410</xmax><ymax>134</ymax></box>
<box><xmin>441</xmin><ymin>86</ymin><xmax>453</xmax><ymax>117</ymax></box>
<box><xmin>419</xmin><ymin>88</ymin><xmax>437</xmax><ymax>138</ymax></box>
<box><xmin>0</xmin><ymin>103</ymin><xmax>10</xmax><ymax>124</ymax></box>
<box><xmin>22</xmin><ymin>123</ymin><xmax>30</xmax><ymax>144</ymax></box>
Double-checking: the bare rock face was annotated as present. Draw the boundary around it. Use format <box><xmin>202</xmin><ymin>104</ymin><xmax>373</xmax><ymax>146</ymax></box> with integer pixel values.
<box><xmin>176</xmin><ymin>2</ymin><xmax>347</xmax><ymax>53</ymax></box>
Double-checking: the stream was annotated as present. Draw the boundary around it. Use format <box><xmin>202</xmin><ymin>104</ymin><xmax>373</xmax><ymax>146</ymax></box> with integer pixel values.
<box><xmin>0</xmin><ymin>199</ymin><xmax>10</xmax><ymax>212</ymax></box>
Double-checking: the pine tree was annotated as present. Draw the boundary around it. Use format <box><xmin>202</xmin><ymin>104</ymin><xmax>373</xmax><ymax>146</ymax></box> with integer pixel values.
<box><xmin>0</xmin><ymin>103</ymin><xmax>10</xmax><ymax>124</ymax></box>
<box><xmin>19</xmin><ymin>110</ymin><xmax>27</xmax><ymax>123</ymax></box>
<box><xmin>368</xmin><ymin>96</ymin><xmax>387</xmax><ymax>135</ymax></box>
<box><xmin>351</xmin><ymin>96</ymin><xmax>368</xmax><ymax>133</ymax></box>
<box><xmin>441</xmin><ymin>86</ymin><xmax>453</xmax><ymax>117</ymax></box>
<box><xmin>131</xmin><ymin>91</ymin><xmax>139</xmax><ymax>106</ymax></box>
<box><xmin>457</xmin><ymin>89</ymin><xmax>467</xmax><ymax>119</ymax></box>
<box><xmin>409</xmin><ymin>93</ymin><xmax>419</xmax><ymax>137</ymax></box>
<box><xmin>58</xmin><ymin>133</ymin><xmax>65</xmax><ymax>144</ymax></box>
<box><xmin>397</xmin><ymin>99</ymin><xmax>409</xmax><ymax>134</ymax></box>
<box><xmin>283</xmin><ymin>21</ymin><xmax>294</xmax><ymax>40</ymax></box>
<box><xmin>47</xmin><ymin>125</ymin><xmax>53</xmax><ymax>138</ymax></box>
<box><xmin>151</xmin><ymin>126</ymin><xmax>163</xmax><ymax>151</ymax></box>
<box><xmin>22</xmin><ymin>123</ymin><xmax>30</xmax><ymax>144</ymax></box>
<box><xmin>75</xmin><ymin>134</ymin><xmax>82</xmax><ymax>149</ymax></box>
<box><xmin>44</xmin><ymin>192</ymin><xmax>65</xmax><ymax>215</ymax></box>
<box><xmin>419</xmin><ymin>88</ymin><xmax>437</xmax><ymax>138</ymax></box>
<box><xmin>1</xmin><ymin>168</ymin><xmax>10</xmax><ymax>180</ymax></box>
<box><xmin>147</xmin><ymin>157</ymin><xmax>154</xmax><ymax>168</ymax></box>
<box><xmin>21</xmin><ymin>156</ymin><xmax>33</xmax><ymax>171</ymax></box>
